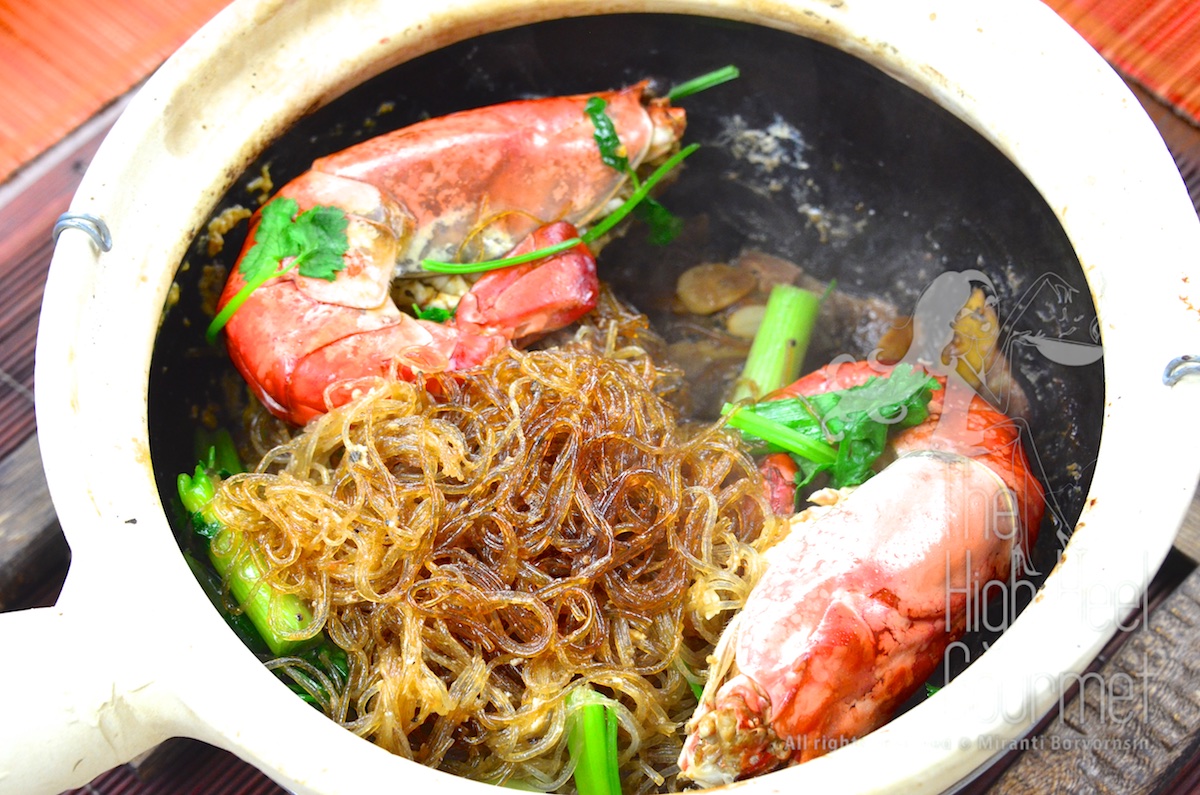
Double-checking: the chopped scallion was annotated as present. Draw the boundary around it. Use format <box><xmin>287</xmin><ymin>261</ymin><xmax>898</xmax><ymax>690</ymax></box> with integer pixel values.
<box><xmin>567</xmin><ymin>687</ymin><xmax>622</xmax><ymax>795</ymax></box>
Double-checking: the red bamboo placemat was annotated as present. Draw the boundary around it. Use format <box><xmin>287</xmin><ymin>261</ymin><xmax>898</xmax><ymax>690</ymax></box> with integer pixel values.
<box><xmin>2</xmin><ymin>1</ymin><xmax>1196</xmax><ymax>187</ymax></box>
<box><xmin>1046</xmin><ymin>0</ymin><xmax>1200</xmax><ymax>126</ymax></box>
<box><xmin>0</xmin><ymin>0</ymin><xmax>230</xmax><ymax>184</ymax></box>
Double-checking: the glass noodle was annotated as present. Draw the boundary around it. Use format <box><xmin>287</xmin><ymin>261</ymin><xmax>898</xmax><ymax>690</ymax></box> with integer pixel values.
<box><xmin>207</xmin><ymin>296</ymin><xmax>781</xmax><ymax>790</ymax></box>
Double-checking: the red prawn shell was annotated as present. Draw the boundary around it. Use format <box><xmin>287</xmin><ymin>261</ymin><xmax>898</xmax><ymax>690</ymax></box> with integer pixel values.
<box><xmin>770</xmin><ymin>359</ymin><xmax>1046</xmax><ymax>538</ymax></box>
<box><xmin>679</xmin><ymin>359</ymin><xmax>1047</xmax><ymax>785</ymax></box>
<box><xmin>217</xmin><ymin>83</ymin><xmax>682</xmax><ymax>425</ymax></box>
<box><xmin>313</xmin><ymin>81</ymin><xmax>686</xmax><ymax>264</ymax></box>
<box><xmin>220</xmin><ymin>264</ymin><xmax>458</xmax><ymax>425</ymax></box>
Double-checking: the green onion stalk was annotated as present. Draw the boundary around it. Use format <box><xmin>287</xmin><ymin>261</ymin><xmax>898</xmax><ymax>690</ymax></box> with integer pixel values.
<box><xmin>566</xmin><ymin>687</ymin><xmax>623</xmax><ymax>795</ymax></box>
<box><xmin>421</xmin><ymin>143</ymin><xmax>700</xmax><ymax>275</ymax></box>
<box><xmin>666</xmin><ymin>65</ymin><xmax>740</xmax><ymax>101</ymax></box>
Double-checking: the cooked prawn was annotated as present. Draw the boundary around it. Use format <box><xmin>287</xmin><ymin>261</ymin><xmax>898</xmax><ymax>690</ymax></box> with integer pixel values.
<box><xmin>216</xmin><ymin>82</ymin><xmax>686</xmax><ymax>425</ymax></box>
<box><xmin>679</xmin><ymin>359</ymin><xmax>1045</xmax><ymax>785</ymax></box>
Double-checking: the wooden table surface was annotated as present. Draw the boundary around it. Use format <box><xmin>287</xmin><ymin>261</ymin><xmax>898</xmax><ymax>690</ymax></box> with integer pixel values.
<box><xmin>2</xmin><ymin>2</ymin><xmax>1200</xmax><ymax>794</ymax></box>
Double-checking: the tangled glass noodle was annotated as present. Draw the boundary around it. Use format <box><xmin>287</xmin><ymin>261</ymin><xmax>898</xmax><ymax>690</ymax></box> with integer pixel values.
<box><xmin>207</xmin><ymin>304</ymin><xmax>780</xmax><ymax>792</ymax></box>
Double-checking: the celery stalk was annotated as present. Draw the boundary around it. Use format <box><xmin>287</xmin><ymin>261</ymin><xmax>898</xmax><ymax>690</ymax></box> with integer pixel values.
<box><xmin>182</xmin><ymin>550</ymin><xmax>267</xmax><ymax>654</ymax></box>
<box><xmin>208</xmin><ymin>527</ymin><xmax>316</xmax><ymax>657</ymax></box>
<box><xmin>194</xmin><ymin>427</ymin><xmax>244</xmax><ymax>476</ymax></box>
<box><xmin>731</xmin><ymin>284</ymin><xmax>821</xmax><ymax>402</ymax></box>
<box><xmin>567</xmin><ymin>687</ymin><xmax>622</xmax><ymax>795</ymax></box>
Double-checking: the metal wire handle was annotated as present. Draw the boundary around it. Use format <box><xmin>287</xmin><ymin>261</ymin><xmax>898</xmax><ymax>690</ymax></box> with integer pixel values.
<box><xmin>52</xmin><ymin>213</ymin><xmax>112</xmax><ymax>252</ymax></box>
<box><xmin>1164</xmin><ymin>355</ymin><xmax>1200</xmax><ymax>386</ymax></box>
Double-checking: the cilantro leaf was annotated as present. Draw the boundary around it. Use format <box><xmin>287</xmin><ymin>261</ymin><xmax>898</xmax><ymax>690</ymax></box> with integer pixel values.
<box><xmin>584</xmin><ymin>95</ymin><xmax>685</xmax><ymax>246</ymax></box>
<box><xmin>724</xmin><ymin>364</ymin><xmax>941</xmax><ymax>488</ymax></box>
<box><xmin>584</xmin><ymin>96</ymin><xmax>629</xmax><ymax>173</ymax></box>
<box><xmin>206</xmin><ymin>197</ymin><xmax>350</xmax><ymax>343</ymax></box>
<box><xmin>238</xmin><ymin>196</ymin><xmax>299</xmax><ymax>281</ymax></box>
<box><xmin>289</xmin><ymin>204</ymin><xmax>350</xmax><ymax>281</ymax></box>
<box><xmin>238</xmin><ymin>197</ymin><xmax>349</xmax><ymax>282</ymax></box>
<box><xmin>412</xmin><ymin>303</ymin><xmax>454</xmax><ymax>323</ymax></box>
<box><xmin>633</xmin><ymin>196</ymin><xmax>683</xmax><ymax>245</ymax></box>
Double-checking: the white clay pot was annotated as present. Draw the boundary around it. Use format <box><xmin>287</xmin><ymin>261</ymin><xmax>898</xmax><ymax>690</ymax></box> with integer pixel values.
<box><xmin>5</xmin><ymin>1</ymin><xmax>1200</xmax><ymax>793</ymax></box>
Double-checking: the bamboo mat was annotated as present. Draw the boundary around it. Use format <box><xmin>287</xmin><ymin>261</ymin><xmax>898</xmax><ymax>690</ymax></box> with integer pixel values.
<box><xmin>0</xmin><ymin>0</ymin><xmax>1197</xmax><ymax>186</ymax></box>
<box><xmin>0</xmin><ymin>0</ymin><xmax>230</xmax><ymax>184</ymax></box>
<box><xmin>1046</xmin><ymin>0</ymin><xmax>1200</xmax><ymax>126</ymax></box>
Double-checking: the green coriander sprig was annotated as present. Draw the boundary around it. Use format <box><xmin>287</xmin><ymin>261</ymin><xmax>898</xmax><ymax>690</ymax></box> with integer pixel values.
<box><xmin>420</xmin><ymin>143</ymin><xmax>699</xmax><ymax>275</ymax></box>
<box><xmin>724</xmin><ymin>364</ymin><xmax>941</xmax><ymax>489</ymax></box>
<box><xmin>206</xmin><ymin>197</ymin><xmax>349</xmax><ymax>343</ymax></box>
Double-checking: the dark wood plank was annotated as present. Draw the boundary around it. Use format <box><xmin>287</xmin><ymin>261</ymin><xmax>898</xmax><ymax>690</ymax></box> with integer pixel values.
<box><xmin>0</xmin><ymin>433</ymin><xmax>68</xmax><ymax>610</ymax></box>
<box><xmin>980</xmin><ymin>559</ymin><xmax>1200</xmax><ymax>794</ymax></box>
<box><xmin>1176</xmin><ymin>487</ymin><xmax>1200</xmax><ymax>565</ymax></box>
<box><xmin>63</xmin><ymin>738</ymin><xmax>287</xmax><ymax>795</ymax></box>
<box><xmin>0</xmin><ymin>106</ymin><xmax>116</xmax><ymax>462</ymax></box>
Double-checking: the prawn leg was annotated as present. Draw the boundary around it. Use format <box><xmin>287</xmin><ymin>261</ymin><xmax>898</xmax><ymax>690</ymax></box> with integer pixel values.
<box><xmin>452</xmin><ymin>221</ymin><xmax>599</xmax><ymax>365</ymax></box>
